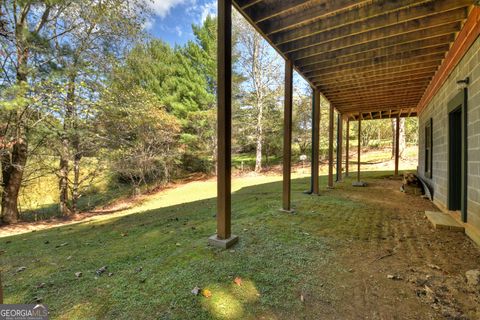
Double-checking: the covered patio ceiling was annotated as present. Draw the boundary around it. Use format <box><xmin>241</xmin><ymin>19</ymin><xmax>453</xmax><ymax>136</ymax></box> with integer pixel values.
<box><xmin>233</xmin><ymin>0</ymin><xmax>476</xmax><ymax>120</ymax></box>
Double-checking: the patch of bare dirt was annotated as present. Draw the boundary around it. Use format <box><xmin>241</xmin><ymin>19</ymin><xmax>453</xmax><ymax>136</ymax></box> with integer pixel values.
<box><xmin>313</xmin><ymin>178</ymin><xmax>480</xmax><ymax>319</ymax></box>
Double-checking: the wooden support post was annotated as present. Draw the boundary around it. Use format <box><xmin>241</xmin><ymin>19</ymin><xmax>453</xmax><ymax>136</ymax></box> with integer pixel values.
<box><xmin>282</xmin><ymin>60</ymin><xmax>294</xmax><ymax>211</ymax></box>
<box><xmin>395</xmin><ymin>115</ymin><xmax>400</xmax><ymax>176</ymax></box>
<box><xmin>357</xmin><ymin>113</ymin><xmax>362</xmax><ymax>182</ymax></box>
<box><xmin>209</xmin><ymin>0</ymin><xmax>238</xmax><ymax>248</ymax></box>
<box><xmin>336</xmin><ymin>113</ymin><xmax>343</xmax><ymax>182</ymax></box>
<box><xmin>328</xmin><ymin>104</ymin><xmax>334</xmax><ymax>188</ymax></box>
<box><xmin>345</xmin><ymin>119</ymin><xmax>350</xmax><ymax>177</ymax></box>
<box><xmin>311</xmin><ymin>89</ymin><xmax>321</xmax><ymax>195</ymax></box>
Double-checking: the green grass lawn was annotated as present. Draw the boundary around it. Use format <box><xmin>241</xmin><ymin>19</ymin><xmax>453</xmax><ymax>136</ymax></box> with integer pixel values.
<box><xmin>1</xmin><ymin>171</ymin><xmax>413</xmax><ymax>320</ymax></box>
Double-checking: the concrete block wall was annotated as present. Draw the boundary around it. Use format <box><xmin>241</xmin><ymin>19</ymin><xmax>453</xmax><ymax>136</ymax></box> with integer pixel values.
<box><xmin>418</xmin><ymin>35</ymin><xmax>480</xmax><ymax>232</ymax></box>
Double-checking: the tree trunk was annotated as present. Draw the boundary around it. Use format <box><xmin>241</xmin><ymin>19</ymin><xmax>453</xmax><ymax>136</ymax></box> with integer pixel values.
<box><xmin>254</xmin><ymin>102</ymin><xmax>263</xmax><ymax>172</ymax></box>
<box><xmin>59</xmin><ymin>75</ymin><xmax>76</xmax><ymax>216</ymax></box>
<box><xmin>71</xmin><ymin>153</ymin><xmax>81</xmax><ymax>213</ymax></box>
<box><xmin>399</xmin><ymin>117</ymin><xmax>406</xmax><ymax>158</ymax></box>
<box><xmin>1</xmin><ymin>138</ymin><xmax>27</xmax><ymax>224</ymax></box>
<box><xmin>58</xmin><ymin>148</ymin><xmax>70</xmax><ymax>216</ymax></box>
<box><xmin>0</xmin><ymin>7</ymin><xmax>30</xmax><ymax>224</ymax></box>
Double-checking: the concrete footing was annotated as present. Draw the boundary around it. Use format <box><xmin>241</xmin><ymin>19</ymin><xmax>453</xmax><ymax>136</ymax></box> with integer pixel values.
<box><xmin>208</xmin><ymin>234</ymin><xmax>239</xmax><ymax>249</ymax></box>
<box><xmin>425</xmin><ymin>211</ymin><xmax>464</xmax><ymax>232</ymax></box>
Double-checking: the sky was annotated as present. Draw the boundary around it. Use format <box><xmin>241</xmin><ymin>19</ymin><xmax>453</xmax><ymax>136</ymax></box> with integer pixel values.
<box><xmin>144</xmin><ymin>0</ymin><xmax>217</xmax><ymax>46</ymax></box>
<box><xmin>143</xmin><ymin>0</ymin><xmax>310</xmax><ymax>91</ymax></box>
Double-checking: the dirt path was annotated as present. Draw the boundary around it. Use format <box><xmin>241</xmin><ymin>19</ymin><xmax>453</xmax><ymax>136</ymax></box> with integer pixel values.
<box><xmin>310</xmin><ymin>178</ymin><xmax>480</xmax><ymax>319</ymax></box>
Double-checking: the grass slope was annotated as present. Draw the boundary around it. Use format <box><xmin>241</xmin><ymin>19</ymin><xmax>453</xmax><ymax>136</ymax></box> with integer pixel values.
<box><xmin>1</xmin><ymin>169</ymin><xmax>412</xmax><ymax>319</ymax></box>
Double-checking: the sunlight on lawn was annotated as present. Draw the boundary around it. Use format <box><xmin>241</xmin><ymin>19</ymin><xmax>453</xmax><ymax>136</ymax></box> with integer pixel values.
<box><xmin>201</xmin><ymin>279</ymin><xmax>261</xmax><ymax>319</ymax></box>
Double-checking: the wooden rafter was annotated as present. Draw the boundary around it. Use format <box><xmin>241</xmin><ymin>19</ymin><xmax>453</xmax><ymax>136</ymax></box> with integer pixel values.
<box><xmin>280</xmin><ymin>3</ymin><xmax>468</xmax><ymax>54</ymax></box>
<box><xmin>232</xmin><ymin>0</ymin><xmax>475</xmax><ymax>116</ymax></box>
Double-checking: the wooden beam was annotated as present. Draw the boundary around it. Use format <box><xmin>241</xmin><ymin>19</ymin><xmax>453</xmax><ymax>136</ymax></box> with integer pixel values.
<box><xmin>337</xmin><ymin>102</ymin><xmax>421</xmax><ymax>111</ymax></box>
<box><xmin>290</xmin><ymin>21</ymin><xmax>461</xmax><ymax>61</ymax></box>
<box><xmin>336</xmin><ymin>113</ymin><xmax>343</xmax><ymax>182</ymax></box>
<box><xmin>272</xmin><ymin>0</ymin><xmax>431</xmax><ymax>44</ymax></box>
<box><xmin>311</xmin><ymin>62</ymin><xmax>440</xmax><ymax>84</ymax></box>
<box><xmin>301</xmin><ymin>44</ymin><xmax>449</xmax><ymax>73</ymax></box>
<box><xmin>283</xmin><ymin>60</ymin><xmax>294</xmax><ymax>212</ymax></box>
<box><xmin>236</xmin><ymin>0</ymin><xmax>263</xmax><ymax>9</ymax></box>
<box><xmin>328</xmin><ymin>103</ymin><xmax>334</xmax><ymax>188</ymax></box>
<box><xmin>357</xmin><ymin>113</ymin><xmax>362</xmax><ymax>182</ymax></box>
<box><xmin>304</xmin><ymin>52</ymin><xmax>446</xmax><ymax>76</ymax></box>
<box><xmin>351</xmin><ymin>112</ymin><xmax>418</xmax><ymax>120</ymax></box>
<box><xmin>340</xmin><ymin>106</ymin><xmax>418</xmax><ymax>114</ymax></box>
<box><xmin>328</xmin><ymin>91</ymin><xmax>425</xmax><ymax>104</ymax></box>
<box><xmin>280</xmin><ymin>2</ymin><xmax>470</xmax><ymax>53</ymax></box>
<box><xmin>216</xmin><ymin>0</ymin><xmax>233</xmax><ymax>241</ymax></box>
<box><xmin>312</xmin><ymin>89</ymin><xmax>321</xmax><ymax>195</ymax></box>
<box><xmin>261</xmin><ymin>0</ymin><xmax>365</xmax><ymax>35</ymax></box>
<box><xmin>326</xmin><ymin>92</ymin><xmax>427</xmax><ymax>105</ymax></box>
<box><xmin>418</xmin><ymin>7</ymin><xmax>480</xmax><ymax>113</ymax></box>
<box><xmin>395</xmin><ymin>115</ymin><xmax>400</xmax><ymax>176</ymax></box>
<box><xmin>345</xmin><ymin>119</ymin><xmax>350</xmax><ymax>177</ymax></box>
<box><xmin>295</xmin><ymin>32</ymin><xmax>455</xmax><ymax>67</ymax></box>
<box><xmin>323</xmin><ymin>79</ymin><xmax>431</xmax><ymax>96</ymax></box>
<box><xmin>316</xmin><ymin>71</ymin><xmax>434</xmax><ymax>89</ymax></box>
<box><xmin>307</xmin><ymin>61</ymin><xmax>443</xmax><ymax>85</ymax></box>
<box><xmin>245</xmin><ymin>0</ymin><xmax>309</xmax><ymax>23</ymax></box>
<box><xmin>337</xmin><ymin>101</ymin><xmax>422</xmax><ymax>109</ymax></box>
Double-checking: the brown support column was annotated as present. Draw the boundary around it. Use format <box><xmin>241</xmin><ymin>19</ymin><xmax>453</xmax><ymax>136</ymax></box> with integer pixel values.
<box><xmin>395</xmin><ymin>115</ymin><xmax>400</xmax><ymax>176</ymax></box>
<box><xmin>282</xmin><ymin>60</ymin><xmax>294</xmax><ymax>212</ymax></box>
<box><xmin>311</xmin><ymin>89</ymin><xmax>321</xmax><ymax>195</ymax></box>
<box><xmin>209</xmin><ymin>0</ymin><xmax>238</xmax><ymax>248</ymax></box>
<box><xmin>357</xmin><ymin>113</ymin><xmax>362</xmax><ymax>182</ymax></box>
<box><xmin>328</xmin><ymin>104</ymin><xmax>334</xmax><ymax>188</ymax></box>
<box><xmin>345</xmin><ymin>119</ymin><xmax>350</xmax><ymax>177</ymax></box>
<box><xmin>336</xmin><ymin>114</ymin><xmax>343</xmax><ymax>182</ymax></box>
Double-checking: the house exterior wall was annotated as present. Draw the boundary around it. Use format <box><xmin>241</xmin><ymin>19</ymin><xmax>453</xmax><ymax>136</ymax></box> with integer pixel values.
<box><xmin>418</xmin><ymin>35</ymin><xmax>480</xmax><ymax>234</ymax></box>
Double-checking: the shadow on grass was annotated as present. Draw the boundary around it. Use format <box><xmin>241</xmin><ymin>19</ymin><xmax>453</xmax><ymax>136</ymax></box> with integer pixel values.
<box><xmin>2</xmin><ymin>170</ymin><xmax>401</xmax><ymax>319</ymax></box>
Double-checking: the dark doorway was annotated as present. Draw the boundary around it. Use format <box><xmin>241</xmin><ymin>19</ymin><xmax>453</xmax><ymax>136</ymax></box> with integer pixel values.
<box><xmin>448</xmin><ymin>108</ymin><xmax>462</xmax><ymax>211</ymax></box>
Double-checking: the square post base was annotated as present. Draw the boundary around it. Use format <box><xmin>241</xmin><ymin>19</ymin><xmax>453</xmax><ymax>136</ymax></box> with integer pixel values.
<box><xmin>352</xmin><ymin>181</ymin><xmax>367</xmax><ymax>187</ymax></box>
<box><xmin>208</xmin><ymin>234</ymin><xmax>239</xmax><ymax>249</ymax></box>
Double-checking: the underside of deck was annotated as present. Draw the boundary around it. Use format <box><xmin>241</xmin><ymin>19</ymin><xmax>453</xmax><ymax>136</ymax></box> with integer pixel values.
<box><xmin>234</xmin><ymin>0</ymin><xmax>476</xmax><ymax>119</ymax></box>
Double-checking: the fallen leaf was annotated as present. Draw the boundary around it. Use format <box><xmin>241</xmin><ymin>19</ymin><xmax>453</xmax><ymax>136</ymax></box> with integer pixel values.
<box><xmin>121</xmin><ymin>232</ymin><xmax>128</xmax><ymax>237</ymax></box>
<box><xmin>16</xmin><ymin>266</ymin><xmax>26</xmax><ymax>273</ymax></box>
<box><xmin>387</xmin><ymin>274</ymin><xmax>403</xmax><ymax>280</ymax></box>
<box><xmin>55</xmin><ymin>242</ymin><xmax>68</xmax><ymax>248</ymax></box>
<box><xmin>202</xmin><ymin>289</ymin><xmax>212</xmax><ymax>298</ymax></box>
<box><xmin>191</xmin><ymin>286</ymin><xmax>201</xmax><ymax>296</ymax></box>
<box><xmin>96</xmin><ymin>266</ymin><xmax>107</xmax><ymax>276</ymax></box>
<box><xmin>36</xmin><ymin>283</ymin><xmax>46</xmax><ymax>289</ymax></box>
<box><xmin>75</xmin><ymin>272</ymin><xmax>82</xmax><ymax>278</ymax></box>
<box><xmin>300</xmin><ymin>294</ymin><xmax>305</xmax><ymax>303</ymax></box>
<box><xmin>234</xmin><ymin>277</ymin><xmax>242</xmax><ymax>286</ymax></box>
